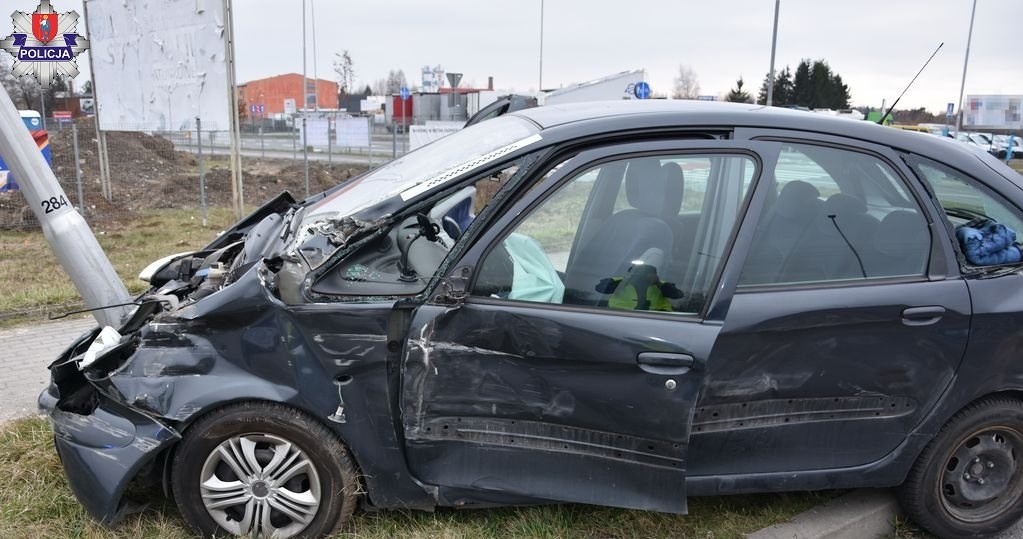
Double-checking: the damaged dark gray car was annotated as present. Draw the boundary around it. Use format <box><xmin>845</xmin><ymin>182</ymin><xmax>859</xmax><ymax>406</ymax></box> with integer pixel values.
<box><xmin>40</xmin><ymin>101</ymin><xmax>1023</xmax><ymax>539</ymax></box>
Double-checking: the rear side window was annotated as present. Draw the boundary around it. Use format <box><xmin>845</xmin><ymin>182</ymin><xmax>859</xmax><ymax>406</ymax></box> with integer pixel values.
<box><xmin>912</xmin><ymin>160</ymin><xmax>1023</xmax><ymax>267</ymax></box>
<box><xmin>739</xmin><ymin>143</ymin><xmax>931</xmax><ymax>286</ymax></box>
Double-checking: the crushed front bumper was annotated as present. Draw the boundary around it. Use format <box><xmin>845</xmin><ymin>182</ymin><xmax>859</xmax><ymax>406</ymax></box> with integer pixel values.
<box><xmin>37</xmin><ymin>326</ymin><xmax>181</xmax><ymax>526</ymax></box>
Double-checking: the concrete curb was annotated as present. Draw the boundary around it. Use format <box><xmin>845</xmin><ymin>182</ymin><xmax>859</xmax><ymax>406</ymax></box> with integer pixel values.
<box><xmin>746</xmin><ymin>489</ymin><xmax>901</xmax><ymax>539</ymax></box>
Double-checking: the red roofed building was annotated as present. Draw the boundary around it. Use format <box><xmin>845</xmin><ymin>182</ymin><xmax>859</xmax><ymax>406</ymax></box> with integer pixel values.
<box><xmin>238</xmin><ymin>74</ymin><xmax>338</xmax><ymax>115</ymax></box>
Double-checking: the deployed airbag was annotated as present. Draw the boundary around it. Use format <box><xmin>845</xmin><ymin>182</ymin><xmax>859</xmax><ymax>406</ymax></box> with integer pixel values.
<box><xmin>505</xmin><ymin>232</ymin><xmax>564</xmax><ymax>303</ymax></box>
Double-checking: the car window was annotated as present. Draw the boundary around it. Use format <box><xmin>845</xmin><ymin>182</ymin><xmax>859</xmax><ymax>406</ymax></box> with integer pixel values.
<box><xmin>472</xmin><ymin>152</ymin><xmax>756</xmax><ymax>315</ymax></box>
<box><xmin>912</xmin><ymin>160</ymin><xmax>1023</xmax><ymax>267</ymax></box>
<box><xmin>738</xmin><ymin>143</ymin><xmax>931</xmax><ymax>286</ymax></box>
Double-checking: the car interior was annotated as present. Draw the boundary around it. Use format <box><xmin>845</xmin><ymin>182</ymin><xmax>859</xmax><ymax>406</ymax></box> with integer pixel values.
<box><xmin>739</xmin><ymin>144</ymin><xmax>932</xmax><ymax>286</ymax></box>
<box><xmin>474</xmin><ymin>152</ymin><xmax>755</xmax><ymax>314</ymax></box>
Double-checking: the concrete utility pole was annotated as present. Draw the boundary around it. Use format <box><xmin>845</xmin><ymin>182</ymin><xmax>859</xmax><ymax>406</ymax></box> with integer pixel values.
<box><xmin>955</xmin><ymin>0</ymin><xmax>977</xmax><ymax>134</ymax></box>
<box><xmin>223</xmin><ymin>0</ymin><xmax>245</xmax><ymax>216</ymax></box>
<box><xmin>0</xmin><ymin>86</ymin><xmax>131</xmax><ymax>327</ymax></box>
<box><xmin>766</xmin><ymin>0</ymin><xmax>780</xmax><ymax>106</ymax></box>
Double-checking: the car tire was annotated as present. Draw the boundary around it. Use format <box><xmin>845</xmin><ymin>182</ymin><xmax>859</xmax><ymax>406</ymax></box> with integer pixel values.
<box><xmin>898</xmin><ymin>397</ymin><xmax>1023</xmax><ymax>539</ymax></box>
<box><xmin>171</xmin><ymin>402</ymin><xmax>359</xmax><ymax>538</ymax></box>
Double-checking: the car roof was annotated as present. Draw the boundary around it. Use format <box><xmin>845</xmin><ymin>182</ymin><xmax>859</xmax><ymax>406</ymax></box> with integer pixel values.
<box><xmin>510</xmin><ymin>100</ymin><xmax>1001</xmax><ymax>177</ymax></box>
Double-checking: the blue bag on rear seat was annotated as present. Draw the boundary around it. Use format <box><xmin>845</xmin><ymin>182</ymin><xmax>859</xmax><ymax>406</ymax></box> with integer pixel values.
<box><xmin>956</xmin><ymin>221</ymin><xmax>1022</xmax><ymax>266</ymax></box>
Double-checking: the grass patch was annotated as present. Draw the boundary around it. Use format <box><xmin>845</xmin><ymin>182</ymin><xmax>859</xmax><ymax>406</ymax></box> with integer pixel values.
<box><xmin>1009</xmin><ymin>159</ymin><xmax>1023</xmax><ymax>174</ymax></box>
<box><xmin>0</xmin><ymin>416</ymin><xmax>834</xmax><ymax>539</ymax></box>
<box><xmin>0</xmin><ymin>208</ymin><xmax>238</xmax><ymax>320</ymax></box>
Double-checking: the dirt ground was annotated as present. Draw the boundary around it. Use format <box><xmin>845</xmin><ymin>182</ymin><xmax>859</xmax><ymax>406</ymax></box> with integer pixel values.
<box><xmin>0</xmin><ymin>119</ymin><xmax>366</xmax><ymax>228</ymax></box>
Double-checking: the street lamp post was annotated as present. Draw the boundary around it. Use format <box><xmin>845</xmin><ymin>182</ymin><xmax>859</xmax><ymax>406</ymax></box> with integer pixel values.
<box><xmin>955</xmin><ymin>0</ymin><xmax>977</xmax><ymax>135</ymax></box>
<box><xmin>538</xmin><ymin>0</ymin><xmax>544</xmax><ymax>91</ymax></box>
<box><xmin>301</xmin><ymin>0</ymin><xmax>310</xmax><ymax>197</ymax></box>
<box><xmin>766</xmin><ymin>0</ymin><xmax>780</xmax><ymax>106</ymax></box>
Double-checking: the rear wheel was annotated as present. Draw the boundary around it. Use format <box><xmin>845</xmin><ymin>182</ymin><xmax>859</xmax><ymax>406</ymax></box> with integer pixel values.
<box><xmin>899</xmin><ymin>398</ymin><xmax>1023</xmax><ymax>538</ymax></box>
<box><xmin>171</xmin><ymin>403</ymin><xmax>359</xmax><ymax>538</ymax></box>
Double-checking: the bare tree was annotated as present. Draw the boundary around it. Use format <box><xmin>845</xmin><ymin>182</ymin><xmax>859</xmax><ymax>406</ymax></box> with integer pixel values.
<box><xmin>332</xmin><ymin>50</ymin><xmax>355</xmax><ymax>98</ymax></box>
<box><xmin>672</xmin><ymin>64</ymin><xmax>700</xmax><ymax>99</ymax></box>
<box><xmin>385</xmin><ymin>69</ymin><xmax>407</xmax><ymax>94</ymax></box>
<box><xmin>0</xmin><ymin>53</ymin><xmax>42</xmax><ymax>109</ymax></box>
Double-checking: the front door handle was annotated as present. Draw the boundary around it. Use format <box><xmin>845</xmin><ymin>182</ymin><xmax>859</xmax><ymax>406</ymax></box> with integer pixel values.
<box><xmin>637</xmin><ymin>352</ymin><xmax>695</xmax><ymax>375</ymax></box>
<box><xmin>901</xmin><ymin>306</ymin><xmax>946</xmax><ymax>326</ymax></box>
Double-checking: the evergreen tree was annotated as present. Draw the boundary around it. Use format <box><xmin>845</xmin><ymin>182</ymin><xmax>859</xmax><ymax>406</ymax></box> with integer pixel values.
<box><xmin>726</xmin><ymin>77</ymin><xmax>752</xmax><ymax>103</ymax></box>
<box><xmin>757</xmin><ymin>66</ymin><xmax>794</xmax><ymax>106</ymax></box>
<box><xmin>786</xmin><ymin>59</ymin><xmax>852</xmax><ymax>110</ymax></box>
<box><xmin>793</xmin><ymin>60</ymin><xmax>813</xmax><ymax>108</ymax></box>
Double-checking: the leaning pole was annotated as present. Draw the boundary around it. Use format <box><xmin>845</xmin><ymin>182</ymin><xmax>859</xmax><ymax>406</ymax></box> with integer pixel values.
<box><xmin>0</xmin><ymin>86</ymin><xmax>131</xmax><ymax>327</ymax></box>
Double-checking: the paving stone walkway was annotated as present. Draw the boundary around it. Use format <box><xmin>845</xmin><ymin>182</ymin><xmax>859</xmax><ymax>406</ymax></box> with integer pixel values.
<box><xmin>0</xmin><ymin>317</ymin><xmax>95</xmax><ymax>421</ymax></box>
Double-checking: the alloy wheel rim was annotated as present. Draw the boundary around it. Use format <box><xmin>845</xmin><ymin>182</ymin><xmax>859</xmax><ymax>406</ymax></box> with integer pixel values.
<box><xmin>199</xmin><ymin>433</ymin><xmax>322</xmax><ymax>538</ymax></box>
<box><xmin>939</xmin><ymin>426</ymin><xmax>1023</xmax><ymax>523</ymax></box>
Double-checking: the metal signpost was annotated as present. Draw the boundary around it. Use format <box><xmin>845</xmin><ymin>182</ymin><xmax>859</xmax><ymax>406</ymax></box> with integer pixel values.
<box><xmin>634</xmin><ymin>81</ymin><xmax>651</xmax><ymax>100</ymax></box>
<box><xmin>0</xmin><ymin>86</ymin><xmax>131</xmax><ymax>327</ymax></box>
<box><xmin>196</xmin><ymin>117</ymin><xmax>208</xmax><ymax>227</ymax></box>
<box><xmin>71</xmin><ymin>122</ymin><xmax>84</xmax><ymax>214</ymax></box>
<box><xmin>400</xmin><ymin>86</ymin><xmax>410</xmax><ymax>155</ymax></box>
<box><xmin>945</xmin><ymin>102</ymin><xmax>955</xmax><ymax>136</ymax></box>
<box><xmin>258</xmin><ymin>103</ymin><xmax>265</xmax><ymax>159</ymax></box>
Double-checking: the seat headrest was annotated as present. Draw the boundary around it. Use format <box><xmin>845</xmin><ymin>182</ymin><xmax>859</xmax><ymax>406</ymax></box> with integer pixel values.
<box><xmin>624</xmin><ymin>158</ymin><xmax>684</xmax><ymax>217</ymax></box>
<box><xmin>874</xmin><ymin>210</ymin><xmax>928</xmax><ymax>257</ymax></box>
<box><xmin>824</xmin><ymin>193</ymin><xmax>867</xmax><ymax>216</ymax></box>
<box><xmin>774</xmin><ymin>180</ymin><xmax>820</xmax><ymax>218</ymax></box>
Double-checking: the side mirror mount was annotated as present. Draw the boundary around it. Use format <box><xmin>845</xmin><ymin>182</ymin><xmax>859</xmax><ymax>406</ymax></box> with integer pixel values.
<box><xmin>433</xmin><ymin>265</ymin><xmax>472</xmax><ymax>306</ymax></box>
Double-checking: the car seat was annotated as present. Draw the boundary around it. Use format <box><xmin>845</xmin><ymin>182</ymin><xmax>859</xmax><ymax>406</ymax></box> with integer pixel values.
<box><xmin>864</xmin><ymin>210</ymin><xmax>930</xmax><ymax>277</ymax></box>
<box><xmin>566</xmin><ymin>158</ymin><xmax>683</xmax><ymax>305</ymax></box>
<box><xmin>739</xmin><ymin>180</ymin><xmax>821</xmax><ymax>284</ymax></box>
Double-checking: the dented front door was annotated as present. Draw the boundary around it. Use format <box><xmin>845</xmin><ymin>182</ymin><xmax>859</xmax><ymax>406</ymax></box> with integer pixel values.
<box><xmin>395</xmin><ymin>141</ymin><xmax>768</xmax><ymax>513</ymax></box>
<box><xmin>400</xmin><ymin>302</ymin><xmax>718</xmax><ymax>513</ymax></box>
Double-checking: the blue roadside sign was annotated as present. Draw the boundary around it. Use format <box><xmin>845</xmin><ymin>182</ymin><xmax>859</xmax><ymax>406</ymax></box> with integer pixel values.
<box><xmin>634</xmin><ymin>81</ymin><xmax>651</xmax><ymax>100</ymax></box>
<box><xmin>947</xmin><ymin>102</ymin><xmax>955</xmax><ymax>118</ymax></box>
<box><xmin>258</xmin><ymin>104</ymin><xmax>265</xmax><ymax>114</ymax></box>
<box><xmin>400</xmin><ymin>86</ymin><xmax>410</xmax><ymax>101</ymax></box>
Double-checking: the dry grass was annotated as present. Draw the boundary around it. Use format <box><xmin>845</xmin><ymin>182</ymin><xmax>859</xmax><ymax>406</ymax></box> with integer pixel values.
<box><xmin>0</xmin><ymin>208</ymin><xmax>238</xmax><ymax>321</ymax></box>
<box><xmin>1010</xmin><ymin>159</ymin><xmax>1023</xmax><ymax>175</ymax></box>
<box><xmin>0</xmin><ymin>416</ymin><xmax>834</xmax><ymax>539</ymax></box>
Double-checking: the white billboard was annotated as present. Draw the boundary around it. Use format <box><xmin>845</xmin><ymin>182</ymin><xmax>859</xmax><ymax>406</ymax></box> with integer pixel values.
<box><xmin>86</xmin><ymin>0</ymin><xmax>229</xmax><ymax>131</ymax></box>
<box><xmin>965</xmin><ymin>95</ymin><xmax>1023</xmax><ymax>130</ymax></box>
<box><xmin>300</xmin><ymin>118</ymin><xmax>330</xmax><ymax>147</ymax></box>
<box><xmin>336</xmin><ymin>117</ymin><xmax>370</xmax><ymax>149</ymax></box>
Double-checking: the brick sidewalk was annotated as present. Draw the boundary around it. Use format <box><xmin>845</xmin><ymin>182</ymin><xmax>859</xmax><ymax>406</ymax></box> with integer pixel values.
<box><xmin>0</xmin><ymin>317</ymin><xmax>96</xmax><ymax>421</ymax></box>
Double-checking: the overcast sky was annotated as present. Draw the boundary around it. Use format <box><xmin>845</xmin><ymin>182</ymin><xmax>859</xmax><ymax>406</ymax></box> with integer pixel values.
<box><xmin>65</xmin><ymin>0</ymin><xmax>1022</xmax><ymax>113</ymax></box>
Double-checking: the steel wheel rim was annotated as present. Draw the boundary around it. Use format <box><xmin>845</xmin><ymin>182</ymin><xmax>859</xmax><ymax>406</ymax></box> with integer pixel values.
<box><xmin>939</xmin><ymin>426</ymin><xmax>1023</xmax><ymax>523</ymax></box>
<box><xmin>199</xmin><ymin>433</ymin><xmax>322</xmax><ymax>538</ymax></box>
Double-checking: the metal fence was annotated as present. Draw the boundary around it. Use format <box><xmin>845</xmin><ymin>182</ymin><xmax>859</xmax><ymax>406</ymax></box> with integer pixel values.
<box><xmin>0</xmin><ymin>117</ymin><xmax>413</xmax><ymax>229</ymax></box>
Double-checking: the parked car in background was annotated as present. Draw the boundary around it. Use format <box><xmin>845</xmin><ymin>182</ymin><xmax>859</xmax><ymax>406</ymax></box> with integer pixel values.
<box><xmin>40</xmin><ymin>101</ymin><xmax>1023</xmax><ymax>539</ymax></box>
<box><xmin>956</xmin><ymin>132</ymin><xmax>998</xmax><ymax>155</ymax></box>
<box><xmin>993</xmin><ymin>135</ymin><xmax>1022</xmax><ymax>159</ymax></box>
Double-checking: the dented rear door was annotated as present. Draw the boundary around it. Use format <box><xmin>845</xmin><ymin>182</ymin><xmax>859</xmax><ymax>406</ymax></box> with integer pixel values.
<box><xmin>399</xmin><ymin>140</ymin><xmax>775</xmax><ymax>513</ymax></box>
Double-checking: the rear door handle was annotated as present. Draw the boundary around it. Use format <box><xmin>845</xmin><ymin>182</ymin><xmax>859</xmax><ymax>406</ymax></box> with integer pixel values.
<box><xmin>637</xmin><ymin>352</ymin><xmax>695</xmax><ymax>375</ymax></box>
<box><xmin>901</xmin><ymin>306</ymin><xmax>946</xmax><ymax>326</ymax></box>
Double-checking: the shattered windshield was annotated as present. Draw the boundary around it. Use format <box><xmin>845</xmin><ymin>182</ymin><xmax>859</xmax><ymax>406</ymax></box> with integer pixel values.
<box><xmin>301</xmin><ymin>115</ymin><xmax>540</xmax><ymax>223</ymax></box>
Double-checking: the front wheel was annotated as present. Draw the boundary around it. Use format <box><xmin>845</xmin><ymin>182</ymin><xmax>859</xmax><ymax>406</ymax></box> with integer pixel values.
<box><xmin>171</xmin><ymin>403</ymin><xmax>360</xmax><ymax>538</ymax></box>
<box><xmin>899</xmin><ymin>398</ymin><xmax>1023</xmax><ymax>538</ymax></box>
